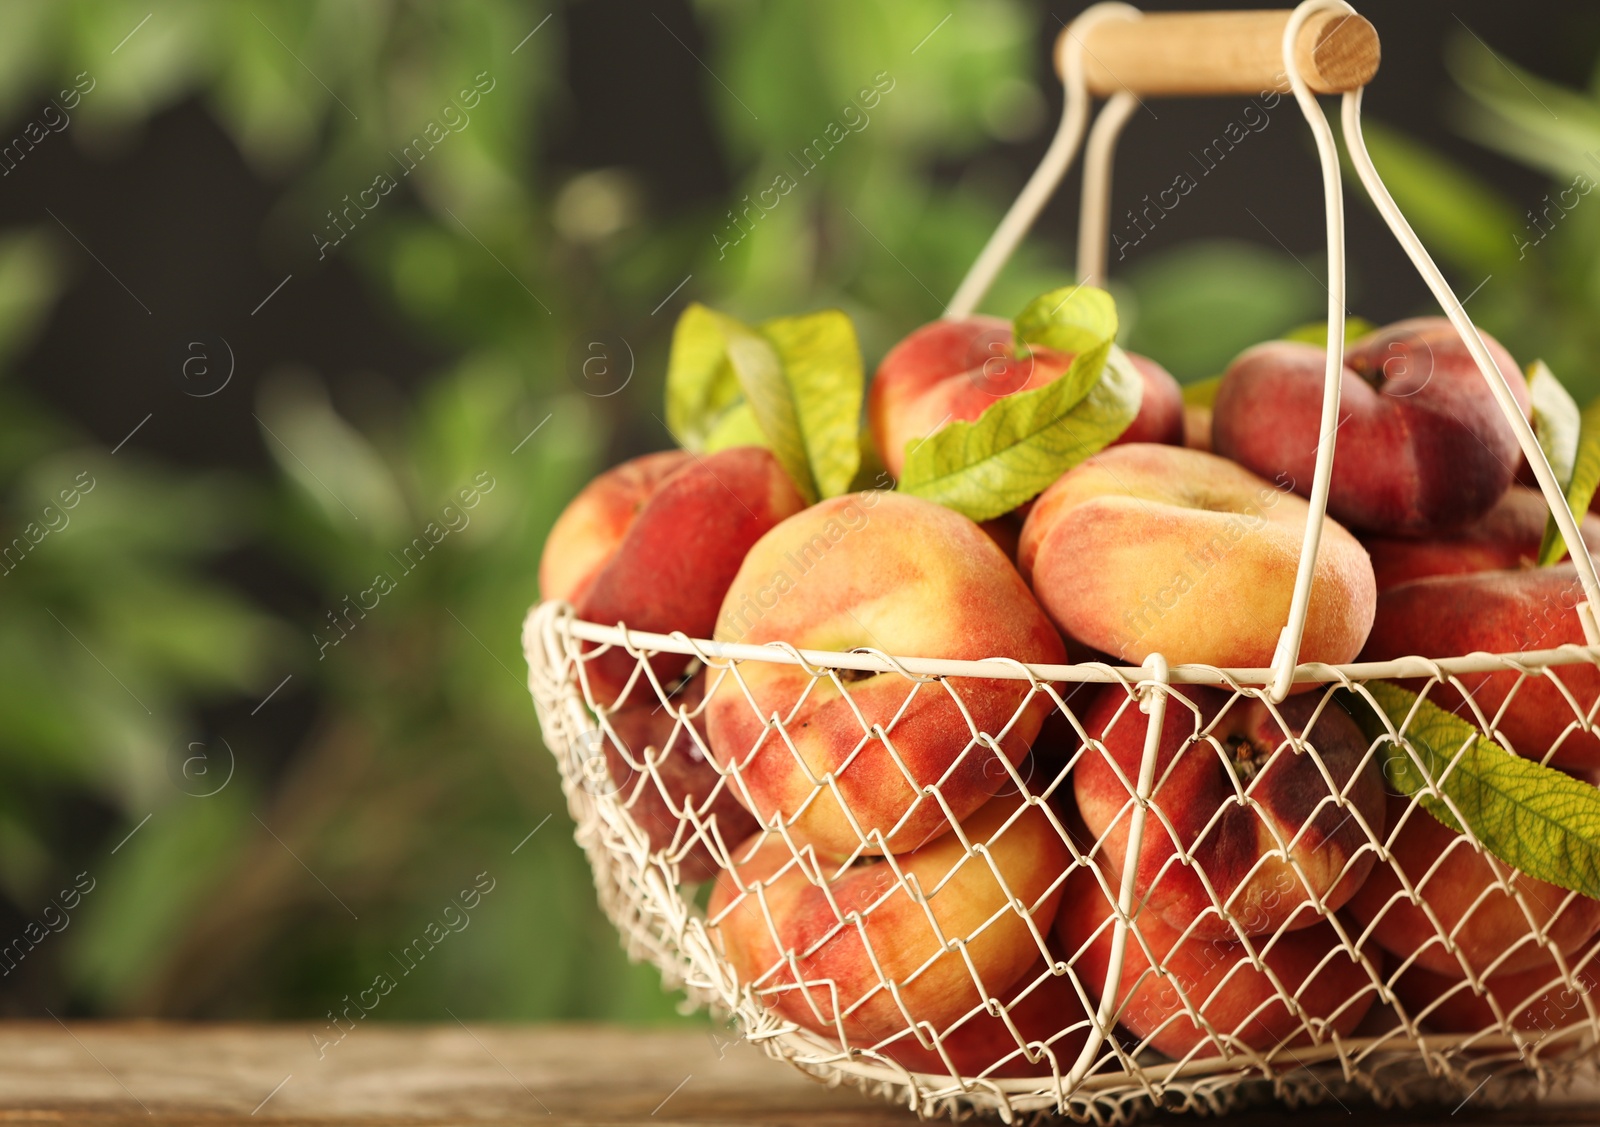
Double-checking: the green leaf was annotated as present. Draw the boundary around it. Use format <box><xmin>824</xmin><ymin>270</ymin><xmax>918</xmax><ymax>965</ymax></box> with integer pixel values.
<box><xmin>898</xmin><ymin>285</ymin><xmax>1136</xmax><ymax>522</ymax></box>
<box><xmin>1529</xmin><ymin>360</ymin><xmax>1581</xmax><ymax>492</ymax></box>
<box><xmin>1540</xmin><ymin>388</ymin><xmax>1600</xmax><ymax>566</ymax></box>
<box><xmin>1347</xmin><ymin>680</ymin><xmax>1600</xmax><ymax>899</ymax></box>
<box><xmin>664</xmin><ymin>303</ymin><xmax>744</xmax><ymax>451</ymax></box>
<box><xmin>710</xmin><ymin>313</ymin><xmax>817</xmax><ymax>502</ymax></box>
<box><xmin>899</xmin><ymin>345</ymin><xmax>1141</xmax><ymax>522</ymax></box>
<box><xmin>757</xmin><ymin>309</ymin><xmax>863</xmax><ymax>499</ymax></box>
<box><xmin>1280</xmin><ymin>316</ymin><xmax>1377</xmax><ymax>347</ymax></box>
<box><xmin>1348</xmin><ymin>119</ymin><xmax>1525</xmax><ymax>277</ymax></box>
<box><xmin>1449</xmin><ymin>30</ymin><xmax>1600</xmax><ymax>184</ymax></box>
<box><xmin>1013</xmin><ymin>284</ymin><xmax>1117</xmax><ymax>355</ymax></box>
<box><xmin>1182</xmin><ymin>375</ymin><xmax>1221</xmax><ymax>408</ymax></box>
<box><xmin>703</xmin><ymin>400</ymin><xmax>766</xmax><ymax>452</ymax></box>
<box><xmin>664</xmin><ymin>305</ymin><xmax>863</xmax><ymax>501</ymax></box>
<box><xmin>256</xmin><ymin>370</ymin><xmax>408</xmax><ymax>539</ymax></box>
<box><xmin>0</xmin><ymin>233</ymin><xmax>61</xmax><ymax>373</ymax></box>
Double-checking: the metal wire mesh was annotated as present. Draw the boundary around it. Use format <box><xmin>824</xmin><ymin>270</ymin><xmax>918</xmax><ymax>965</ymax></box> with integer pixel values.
<box><xmin>523</xmin><ymin>600</ymin><xmax>1600</xmax><ymax>1123</ymax></box>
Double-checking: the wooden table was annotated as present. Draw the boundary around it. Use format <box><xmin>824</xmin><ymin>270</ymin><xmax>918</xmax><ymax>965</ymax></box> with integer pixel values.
<box><xmin>2</xmin><ymin>1023</ymin><xmax>1598</xmax><ymax>1125</ymax></box>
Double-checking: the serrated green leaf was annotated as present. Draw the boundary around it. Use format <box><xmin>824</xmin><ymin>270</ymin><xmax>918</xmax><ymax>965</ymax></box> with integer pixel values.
<box><xmin>1540</xmin><ymin>389</ymin><xmax>1600</xmax><ymax>566</ymax></box>
<box><xmin>1013</xmin><ymin>284</ymin><xmax>1117</xmax><ymax>355</ymax></box>
<box><xmin>1347</xmin><ymin>680</ymin><xmax>1600</xmax><ymax>899</ymax></box>
<box><xmin>664</xmin><ymin>303</ymin><xmax>743</xmax><ymax>451</ymax></box>
<box><xmin>1529</xmin><ymin>360</ymin><xmax>1580</xmax><ymax>492</ymax></box>
<box><xmin>703</xmin><ymin>400</ymin><xmax>765</xmax><ymax>452</ymax></box>
<box><xmin>757</xmin><ymin>309</ymin><xmax>863</xmax><ymax>499</ymax></box>
<box><xmin>1281</xmin><ymin>316</ymin><xmax>1377</xmax><ymax>347</ymax></box>
<box><xmin>665</xmin><ymin>305</ymin><xmax>863</xmax><ymax>501</ymax></box>
<box><xmin>898</xmin><ymin>345</ymin><xmax>1141</xmax><ymax>522</ymax></box>
<box><xmin>710</xmin><ymin>313</ymin><xmax>817</xmax><ymax>503</ymax></box>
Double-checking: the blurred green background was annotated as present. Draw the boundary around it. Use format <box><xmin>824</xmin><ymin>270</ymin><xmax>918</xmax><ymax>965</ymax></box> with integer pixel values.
<box><xmin>3</xmin><ymin>0</ymin><xmax>1600</xmax><ymax>1023</ymax></box>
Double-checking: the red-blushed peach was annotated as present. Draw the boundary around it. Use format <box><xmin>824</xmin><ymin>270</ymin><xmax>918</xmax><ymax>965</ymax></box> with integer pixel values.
<box><xmin>1028</xmin><ymin>688</ymin><xmax>1113</xmax><ymax>803</ymax></box>
<box><xmin>1363</xmin><ymin>486</ymin><xmax>1600</xmax><ymax>592</ymax></box>
<box><xmin>1118</xmin><ymin>354</ymin><xmax>1185</xmax><ymax>448</ymax></box>
<box><xmin>1393</xmin><ymin>943</ymin><xmax>1600</xmax><ymax>1035</ymax></box>
<box><xmin>874</xmin><ymin>952</ymin><xmax>1093</xmax><ymax>1078</ymax></box>
<box><xmin>538</xmin><ymin>450</ymin><xmax>693</xmax><ymax>603</ymax></box>
<box><xmin>706</xmin><ymin>491</ymin><xmax>1066</xmax><ymax>857</ymax></box>
<box><xmin>1359</xmin><ymin>564</ymin><xmax>1600</xmax><ymax>770</ymax></box>
<box><xmin>867</xmin><ymin>317</ymin><xmax>1182</xmax><ymax>480</ymax></box>
<box><xmin>572</xmin><ymin>446</ymin><xmax>806</xmax><ymax>707</ymax></box>
<box><xmin>869</xmin><ymin>317</ymin><xmax>1069</xmax><ymax>480</ymax></box>
<box><xmin>1345</xmin><ymin>798</ymin><xmax>1600</xmax><ymax>978</ymax></box>
<box><xmin>1018</xmin><ymin>443</ymin><xmax>1376</xmax><ymax>668</ymax></box>
<box><xmin>601</xmin><ymin>675</ymin><xmax>758</xmax><ymax>883</ymax></box>
<box><xmin>1075</xmin><ymin>686</ymin><xmax>1383</xmax><ymax>941</ymax></box>
<box><xmin>1213</xmin><ymin>318</ymin><xmax>1530</xmax><ymax>537</ymax></box>
<box><xmin>1054</xmin><ymin>862</ymin><xmax>1374</xmax><ymax>1059</ymax></box>
<box><xmin>707</xmin><ymin>794</ymin><xmax>1069</xmax><ymax>1047</ymax></box>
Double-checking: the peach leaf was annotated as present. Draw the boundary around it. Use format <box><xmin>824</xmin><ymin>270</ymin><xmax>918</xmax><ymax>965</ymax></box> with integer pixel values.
<box><xmin>1533</xmin><ymin>361</ymin><xmax>1592</xmax><ymax>566</ymax></box>
<box><xmin>897</xmin><ymin>342</ymin><xmax>1139</xmax><ymax>522</ymax></box>
<box><xmin>1349</xmin><ymin>680</ymin><xmax>1600</xmax><ymax>899</ymax></box>
<box><xmin>665</xmin><ymin>302</ymin><xmax>745</xmax><ymax>451</ymax></box>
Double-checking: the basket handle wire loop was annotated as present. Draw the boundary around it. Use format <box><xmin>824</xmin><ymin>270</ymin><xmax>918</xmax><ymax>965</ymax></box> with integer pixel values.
<box><xmin>519</xmin><ymin>5</ymin><xmax>1600</xmax><ymax>1112</ymax></box>
<box><xmin>1264</xmin><ymin>0</ymin><xmax>1355</xmax><ymax>702</ymax></box>
<box><xmin>1076</xmin><ymin>91</ymin><xmax>1140</xmax><ymax>286</ymax></box>
<box><xmin>1340</xmin><ymin>90</ymin><xmax>1600</xmax><ymax>646</ymax></box>
<box><xmin>946</xmin><ymin>2</ymin><xmax>1140</xmax><ymax>320</ymax></box>
<box><xmin>950</xmin><ymin>0</ymin><xmax>1595</xmax><ymax>700</ymax></box>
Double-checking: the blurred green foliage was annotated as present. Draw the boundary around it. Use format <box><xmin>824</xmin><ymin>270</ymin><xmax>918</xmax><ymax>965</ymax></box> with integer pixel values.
<box><xmin>0</xmin><ymin>1</ymin><xmax>1588</xmax><ymax>1024</ymax></box>
<box><xmin>1350</xmin><ymin>31</ymin><xmax>1600</xmax><ymax>400</ymax></box>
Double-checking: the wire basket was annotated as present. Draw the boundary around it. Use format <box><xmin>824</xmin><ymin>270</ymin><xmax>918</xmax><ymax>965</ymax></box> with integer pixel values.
<box><xmin>523</xmin><ymin>3</ymin><xmax>1600</xmax><ymax>1121</ymax></box>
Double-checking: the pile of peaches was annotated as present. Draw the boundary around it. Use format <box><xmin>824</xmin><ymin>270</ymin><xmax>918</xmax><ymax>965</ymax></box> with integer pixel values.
<box><xmin>538</xmin><ymin>296</ymin><xmax>1600</xmax><ymax>1077</ymax></box>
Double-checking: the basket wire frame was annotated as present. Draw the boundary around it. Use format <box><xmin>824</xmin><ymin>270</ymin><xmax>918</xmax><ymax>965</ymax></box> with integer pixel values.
<box><xmin>525</xmin><ymin>603</ymin><xmax>1600</xmax><ymax>1122</ymax></box>
<box><xmin>523</xmin><ymin>0</ymin><xmax>1600</xmax><ymax>1119</ymax></box>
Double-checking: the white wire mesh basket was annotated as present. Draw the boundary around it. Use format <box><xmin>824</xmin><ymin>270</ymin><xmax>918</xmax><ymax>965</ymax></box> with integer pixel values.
<box><xmin>522</xmin><ymin>3</ymin><xmax>1600</xmax><ymax>1121</ymax></box>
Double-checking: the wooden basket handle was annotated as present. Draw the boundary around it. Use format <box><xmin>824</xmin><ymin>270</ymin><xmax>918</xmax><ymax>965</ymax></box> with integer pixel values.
<box><xmin>1063</xmin><ymin>9</ymin><xmax>1380</xmax><ymax>97</ymax></box>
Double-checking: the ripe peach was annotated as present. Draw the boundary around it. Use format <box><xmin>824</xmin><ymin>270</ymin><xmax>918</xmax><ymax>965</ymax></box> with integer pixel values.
<box><xmin>706</xmin><ymin>492</ymin><xmax>1066</xmax><ymax>857</ymax></box>
<box><xmin>1075</xmin><ymin>686</ymin><xmax>1383</xmax><ymax>941</ymax></box>
<box><xmin>1345</xmin><ymin>798</ymin><xmax>1600</xmax><ymax>977</ymax></box>
<box><xmin>1213</xmin><ymin>318</ymin><xmax>1530</xmax><ymax>536</ymax></box>
<box><xmin>1363</xmin><ymin>486</ymin><xmax>1600</xmax><ymax>592</ymax></box>
<box><xmin>538</xmin><ymin>450</ymin><xmax>692</xmax><ymax>603</ymax></box>
<box><xmin>1359</xmin><ymin>564</ymin><xmax>1600</xmax><ymax>769</ymax></box>
<box><xmin>874</xmin><ymin>953</ymin><xmax>1092</xmax><ymax>1078</ymax></box>
<box><xmin>1055</xmin><ymin>863</ymin><xmax>1374</xmax><ymax>1059</ymax></box>
<box><xmin>867</xmin><ymin>317</ymin><xmax>1182</xmax><ymax>480</ymax></box>
<box><xmin>1393</xmin><ymin>944</ymin><xmax>1600</xmax><ymax>1034</ymax></box>
<box><xmin>708</xmin><ymin>794</ymin><xmax>1069</xmax><ymax>1047</ymax></box>
<box><xmin>601</xmin><ymin>675</ymin><xmax>758</xmax><ymax>883</ymax></box>
<box><xmin>570</xmin><ymin>446</ymin><xmax>806</xmax><ymax>706</ymax></box>
<box><xmin>1120</xmin><ymin>354</ymin><xmax>1186</xmax><ymax>448</ymax></box>
<box><xmin>1018</xmin><ymin>443</ymin><xmax>1376</xmax><ymax>668</ymax></box>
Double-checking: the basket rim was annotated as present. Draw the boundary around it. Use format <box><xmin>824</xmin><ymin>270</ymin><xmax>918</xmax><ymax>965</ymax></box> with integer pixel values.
<box><xmin>533</xmin><ymin>601</ymin><xmax>1600</xmax><ymax>690</ymax></box>
<box><xmin>525</xmin><ymin>598</ymin><xmax>1600</xmax><ymax>1117</ymax></box>
<box><xmin>796</xmin><ymin>1027</ymin><xmax>1599</xmax><ymax>1092</ymax></box>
